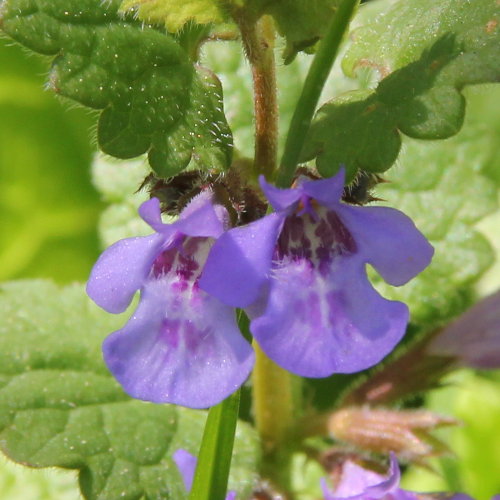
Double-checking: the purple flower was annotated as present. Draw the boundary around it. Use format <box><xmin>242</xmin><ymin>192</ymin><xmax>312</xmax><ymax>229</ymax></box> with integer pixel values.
<box><xmin>174</xmin><ymin>449</ymin><xmax>477</xmax><ymax>500</ymax></box>
<box><xmin>87</xmin><ymin>191</ymin><xmax>254</xmax><ymax>409</ymax></box>
<box><xmin>322</xmin><ymin>453</ymin><xmax>472</xmax><ymax>500</ymax></box>
<box><xmin>173</xmin><ymin>449</ymin><xmax>236</xmax><ymax>500</ymax></box>
<box><xmin>200</xmin><ymin>169</ymin><xmax>433</xmax><ymax>377</ymax></box>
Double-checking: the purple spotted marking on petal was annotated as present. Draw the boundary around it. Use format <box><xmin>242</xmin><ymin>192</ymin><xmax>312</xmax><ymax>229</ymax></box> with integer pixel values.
<box><xmin>315</xmin><ymin>217</ymin><xmax>334</xmax><ymax>247</ymax></box>
<box><xmin>276</xmin><ymin>207</ymin><xmax>357</xmax><ymax>272</ymax></box>
<box><xmin>290</xmin><ymin>214</ymin><xmax>305</xmax><ymax>241</ymax></box>
<box><xmin>152</xmin><ymin>237</ymin><xmax>207</xmax><ymax>281</ymax></box>
<box><xmin>151</xmin><ymin>247</ymin><xmax>177</xmax><ymax>277</ymax></box>
<box><xmin>326</xmin><ymin>211</ymin><xmax>357</xmax><ymax>255</ymax></box>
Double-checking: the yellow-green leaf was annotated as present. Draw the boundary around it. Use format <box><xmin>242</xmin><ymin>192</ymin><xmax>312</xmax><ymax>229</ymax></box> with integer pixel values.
<box><xmin>120</xmin><ymin>0</ymin><xmax>226</xmax><ymax>32</ymax></box>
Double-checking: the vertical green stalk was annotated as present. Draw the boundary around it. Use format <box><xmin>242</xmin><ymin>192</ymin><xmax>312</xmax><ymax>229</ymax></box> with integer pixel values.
<box><xmin>189</xmin><ymin>390</ymin><xmax>241</xmax><ymax>500</ymax></box>
<box><xmin>240</xmin><ymin>311</ymin><xmax>297</xmax><ymax>489</ymax></box>
<box><xmin>253</xmin><ymin>342</ymin><xmax>294</xmax><ymax>451</ymax></box>
<box><xmin>252</xmin><ymin>341</ymin><xmax>297</xmax><ymax>495</ymax></box>
<box><xmin>234</xmin><ymin>10</ymin><xmax>297</xmax><ymax>493</ymax></box>
<box><xmin>246</xmin><ymin>1</ymin><xmax>360</xmax><ymax>492</ymax></box>
<box><xmin>277</xmin><ymin>0</ymin><xmax>360</xmax><ymax>187</ymax></box>
<box><xmin>187</xmin><ymin>314</ymin><xmax>251</xmax><ymax>500</ymax></box>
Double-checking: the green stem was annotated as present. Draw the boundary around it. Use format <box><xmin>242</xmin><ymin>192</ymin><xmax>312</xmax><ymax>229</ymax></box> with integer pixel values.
<box><xmin>277</xmin><ymin>0</ymin><xmax>360</xmax><ymax>187</ymax></box>
<box><xmin>252</xmin><ymin>341</ymin><xmax>296</xmax><ymax>495</ymax></box>
<box><xmin>189</xmin><ymin>391</ymin><xmax>241</xmax><ymax>500</ymax></box>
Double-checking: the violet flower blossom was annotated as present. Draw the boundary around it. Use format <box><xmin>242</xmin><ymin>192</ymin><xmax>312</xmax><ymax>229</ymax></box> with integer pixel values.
<box><xmin>174</xmin><ymin>449</ymin><xmax>475</xmax><ymax>500</ymax></box>
<box><xmin>173</xmin><ymin>449</ymin><xmax>236</xmax><ymax>500</ymax></box>
<box><xmin>322</xmin><ymin>453</ymin><xmax>473</xmax><ymax>500</ymax></box>
<box><xmin>87</xmin><ymin>191</ymin><xmax>254</xmax><ymax>409</ymax></box>
<box><xmin>200</xmin><ymin>169</ymin><xmax>433</xmax><ymax>377</ymax></box>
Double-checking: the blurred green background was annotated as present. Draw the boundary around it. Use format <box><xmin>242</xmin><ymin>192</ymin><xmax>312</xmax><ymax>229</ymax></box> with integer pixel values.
<box><xmin>0</xmin><ymin>38</ymin><xmax>99</xmax><ymax>499</ymax></box>
<box><xmin>0</xmin><ymin>40</ymin><xmax>101</xmax><ymax>284</ymax></box>
<box><xmin>1</xmin><ymin>28</ymin><xmax>499</xmax><ymax>500</ymax></box>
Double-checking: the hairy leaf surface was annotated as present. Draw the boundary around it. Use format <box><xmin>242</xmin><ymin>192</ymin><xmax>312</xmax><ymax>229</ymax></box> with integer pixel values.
<box><xmin>120</xmin><ymin>0</ymin><xmax>226</xmax><ymax>32</ymax></box>
<box><xmin>372</xmin><ymin>121</ymin><xmax>498</xmax><ymax>326</ymax></box>
<box><xmin>302</xmin><ymin>0</ymin><xmax>500</xmax><ymax>180</ymax></box>
<box><xmin>0</xmin><ymin>281</ymin><xmax>258</xmax><ymax>500</ymax></box>
<box><xmin>0</xmin><ymin>0</ymin><xmax>232</xmax><ymax>176</ymax></box>
<box><xmin>248</xmin><ymin>0</ymin><xmax>341</xmax><ymax>62</ymax></box>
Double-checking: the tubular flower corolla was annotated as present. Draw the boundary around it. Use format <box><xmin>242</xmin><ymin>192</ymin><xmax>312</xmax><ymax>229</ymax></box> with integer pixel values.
<box><xmin>322</xmin><ymin>453</ymin><xmax>473</xmax><ymax>500</ymax></box>
<box><xmin>87</xmin><ymin>191</ymin><xmax>254</xmax><ymax>409</ymax></box>
<box><xmin>200</xmin><ymin>169</ymin><xmax>434</xmax><ymax>377</ymax></box>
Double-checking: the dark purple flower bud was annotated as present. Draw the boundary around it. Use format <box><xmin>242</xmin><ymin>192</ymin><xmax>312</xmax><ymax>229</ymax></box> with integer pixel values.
<box><xmin>201</xmin><ymin>169</ymin><xmax>433</xmax><ymax>377</ymax></box>
<box><xmin>87</xmin><ymin>192</ymin><xmax>254</xmax><ymax>409</ymax></box>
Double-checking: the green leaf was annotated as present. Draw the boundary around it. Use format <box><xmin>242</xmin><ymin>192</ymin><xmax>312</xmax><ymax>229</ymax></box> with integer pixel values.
<box><xmin>0</xmin><ymin>280</ymin><xmax>259</xmax><ymax>500</ymax></box>
<box><xmin>201</xmin><ymin>43</ymin><xmax>322</xmax><ymax>159</ymax></box>
<box><xmin>201</xmin><ymin>0</ymin><xmax>393</xmax><ymax>161</ymax></box>
<box><xmin>119</xmin><ymin>0</ymin><xmax>226</xmax><ymax>32</ymax></box>
<box><xmin>148</xmin><ymin>66</ymin><xmax>233</xmax><ymax>177</ymax></box>
<box><xmin>371</xmin><ymin>119</ymin><xmax>498</xmax><ymax>326</ymax></box>
<box><xmin>302</xmin><ymin>0</ymin><xmax>500</xmax><ymax>180</ymax></box>
<box><xmin>202</xmin><ymin>42</ymin><xmax>255</xmax><ymax>159</ymax></box>
<box><xmin>277</xmin><ymin>0</ymin><xmax>360</xmax><ymax>187</ymax></box>
<box><xmin>124</xmin><ymin>0</ymin><xmax>343</xmax><ymax>63</ymax></box>
<box><xmin>0</xmin><ymin>0</ymin><xmax>233</xmax><ymax>177</ymax></box>
<box><xmin>247</xmin><ymin>0</ymin><xmax>342</xmax><ymax>63</ymax></box>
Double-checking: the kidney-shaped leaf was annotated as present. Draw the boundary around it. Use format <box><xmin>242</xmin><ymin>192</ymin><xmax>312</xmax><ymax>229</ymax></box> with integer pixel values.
<box><xmin>0</xmin><ymin>281</ymin><xmax>258</xmax><ymax>500</ymax></box>
<box><xmin>302</xmin><ymin>0</ymin><xmax>500</xmax><ymax>180</ymax></box>
<box><xmin>0</xmin><ymin>0</ymin><xmax>233</xmax><ymax>177</ymax></box>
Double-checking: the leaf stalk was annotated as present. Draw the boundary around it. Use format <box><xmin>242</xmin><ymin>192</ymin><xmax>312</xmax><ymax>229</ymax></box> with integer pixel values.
<box><xmin>277</xmin><ymin>0</ymin><xmax>360</xmax><ymax>187</ymax></box>
<box><xmin>189</xmin><ymin>391</ymin><xmax>241</xmax><ymax>500</ymax></box>
<box><xmin>238</xmin><ymin>13</ymin><xmax>279</xmax><ymax>179</ymax></box>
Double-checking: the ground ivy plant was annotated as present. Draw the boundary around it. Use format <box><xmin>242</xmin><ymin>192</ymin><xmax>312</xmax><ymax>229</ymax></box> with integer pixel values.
<box><xmin>0</xmin><ymin>0</ymin><xmax>499</xmax><ymax>499</ymax></box>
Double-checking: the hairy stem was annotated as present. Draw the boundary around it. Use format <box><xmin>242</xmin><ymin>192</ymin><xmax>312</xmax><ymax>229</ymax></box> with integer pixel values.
<box><xmin>277</xmin><ymin>0</ymin><xmax>360</xmax><ymax>187</ymax></box>
<box><xmin>238</xmin><ymin>14</ymin><xmax>279</xmax><ymax>179</ymax></box>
